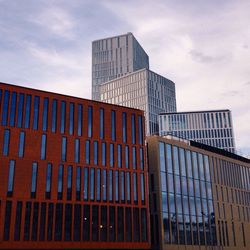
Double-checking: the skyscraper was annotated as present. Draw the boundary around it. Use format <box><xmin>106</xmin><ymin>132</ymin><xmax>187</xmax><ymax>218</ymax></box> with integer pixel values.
<box><xmin>92</xmin><ymin>32</ymin><xmax>149</xmax><ymax>100</ymax></box>
<box><xmin>99</xmin><ymin>68</ymin><xmax>176</xmax><ymax>136</ymax></box>
<box><xmin>159</xmin><ymin>110</ymin><xmax>236</xmax><ymax>153</ymax></box>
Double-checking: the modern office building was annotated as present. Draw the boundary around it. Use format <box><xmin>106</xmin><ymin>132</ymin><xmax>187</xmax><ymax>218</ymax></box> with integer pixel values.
<box><xmin>147</xmin><ymin>135</ymin><xmax>250</xmax><ymax>250</ymax></box>
<box><xmin>99</xmin><ymin>68</ymin><xmax>177</xmax><ymax>136</ymax></box>
<box><xmin>159</xmin><ymin>110</ymin><xmax>236</xmax><ymax>153</ymax></box>
<box><xmin>92</xmin><ymin>32</ymin><xmax>149</xmax><ymax>100</ymax></box>
<box><xmin>0</xmin><ymin>82</ymin><xmax>150</xmax><ymax>249</ymax></box>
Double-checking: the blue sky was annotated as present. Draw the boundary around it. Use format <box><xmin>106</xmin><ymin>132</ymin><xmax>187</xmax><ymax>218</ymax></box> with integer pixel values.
<box><xmin>0</xmin><ymin>0</ymin><xmax>250</xmax><ymax>156</ymax></box>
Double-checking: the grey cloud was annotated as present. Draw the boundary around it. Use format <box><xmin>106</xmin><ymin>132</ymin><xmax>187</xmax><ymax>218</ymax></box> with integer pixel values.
<box><xmin>189</xmin><ymin>50</ymin><xmax>226</xmax><ymax>63</ymax></box>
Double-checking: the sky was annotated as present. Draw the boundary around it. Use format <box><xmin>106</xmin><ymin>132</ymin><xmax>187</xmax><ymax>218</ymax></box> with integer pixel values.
<box><xmin>0</xmin><ymin>0</ymin><xmax>250</xmax><ymax>157</ymax></box>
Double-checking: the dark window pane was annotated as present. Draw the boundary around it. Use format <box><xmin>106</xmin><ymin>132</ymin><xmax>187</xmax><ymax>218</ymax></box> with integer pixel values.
<box><xmin>41</xmin><ymin>134</ymin><xmax>47</xmax><ymax>160</ymax></box>
<box><xmin>141</xmin><ymin>208</ymin><xmax>148</xmax><ymax>241</ymax></box>
<box><xmin>9</xmin><ymin>91</ymin><xmax>17</xmax><ymax>127</ymax></box>
<box><xmin>125</xmin><ymin>146</ymin><xmax>129</xmax><ymax>169</ymax></box>
<box><xmin>120</xmin><ymin>171</ymin><xmax>125</xmax><ymax>202</ymax></box>
<box><xmin>33</xmin><ymin>96</ymin><xmax>40</xmax><ymax>130</ymax></box>
<box><xmin>111</xmin><ymin>110</ymin><xmax>116</xmax><ymax>141</ymax></box>
<box><xmin>94</xmin><ymin>141</ymin><xmax>98</xmax><ymax>165</ymax></box>
<box><xmin>14</xmin><ymin>201</ymin><xmax>22</xmax><ymax>241</ymax></box>
<box><xmin>92</xmin><ymin>205</ymin><xmax>99</xmax><ymax>241</ymax></box>
<box><xmin>7</xmin><ymin>160</ymin><xmax>15</xmax><ymax>194</ymax></box>
<box><xmin>69</xmin><ymin>102</ymin><xmax>74</xmax><ymax>135</ymax></box>
<box><xmin>96</xmin><ymin>169</ymin><xmax>101</xmax><ymax>201</ymax></box>
<box><xmin>57</xmin><ymin>164</ymin><xmax>63</xmax><ymax>199</ymax></box>
<box><xmin>18</xmin><ymin>131</ymin><xmax>25</xmax><ymax>157</ymax></box>
<box><xmin>100</xmin><ymin>206</ymin><xmax>107</xmax><ymax>241</ymax></box>
<box><xmin>77</xmin><ymin>104</ymin><xmax>82</xmax><ymax>136</ymax></box>
<box><xmin>109</xmin><ymin>170</ymin><xmax>113</xmax><ymax>201</ymax></box>
<box><xmin>102</xmin><ymin>142</ymin><xmax>106</xmax><ymax>166</ymax></box>
<box><xmin>133</xmin><ymin>208</ymin><xmax>140</xmax><ymax>241</ymax></box>
<box><xmin>31</xmin><ymin>202</ymin><xmax>39</xmax><ymax>241</ymax></box>
<box><xmin>133</xmin><ymin>173</ymin><xmax>138</xmax><ymax>203</ymax></box>
<box><xmin>76</xmin><ymin>166</ymin><xmax>81</xmax><ymax>200</ymax></box>
<box><xmin>67</xmin><ymin>165</ymin><xmax>72</xmax><ymax>200</ymax></box>
<box><xmin>117</xmin><ymin>144</ymin><xmax>122</xmax><ymax>168</ymax></box>
<box><xmin>90</xmin><ymin>168</ymin><xmax>95</xmax><ymax>201</ymax></box>
<box><xmin>31</xmin><ymin>162</ymin><xmax>38</xmax><ymax>196</ymax></box>
<box><xmin>131</xmin><ymin>114</ymin><xmax>136</xmax><ymax>144</ymax></box>
<box><xmin>51</xmin><ymin>99</ymin><xmax>57</xmax><ymax>133</ymax></box>
<box><xmin>39</xmin><ymin>203</ymin><xmax>46</xmax><ymax>241</ymax></box>
<box><xmin>24</xmin><ymin>94</ymin><xmax>31</xmax><ymax>128</ymax></box>
<box><xmin>3</xmin><ymin>201</ymin><xmax>12</xmax><ymax>241</ymax></box>
<box><xmin>3</xmin><ymin>129</ymin><xmax>10</xmax><ymax>156</ymax></box>
<box><xmin>83</xmin><ymin>205</ymin><xmax>90</xmax><ymax>240</ymax></box>
<box><xmin>23</xmin><ymin>202</ymin><xmax>32</xmax><ymax>241</ymax></box>
<box><xmin>132</xmin><ymin>147</ymin><xmax>137</xmax><ymax>169</ymax></box>
<box><xmin>83</xmin><ymin>167</ymin><xmax>88</xmax><ymax>200</ymax></box>
<box><xmin>138</xmin><ymin>115</ymin><xmax>143</xmax><ymax>144</ymax></box>
<box><xmin>46</xmin><ymin>163</ymin><xmax>52</xmax><ymax>198</ymax></box>
<box><xmin>100</xmin><ymin>108</ymin><xmax>104</xmax><ymax>139</ymax></box>
<box><xmin>109</xmin><ymin>206</ymin><xmax>116</xmax><ymax>241</ymax></box>
<box><xmin>115</xmin><ymin>170</ymin><xmax>119</xmax><ymax>202</ymax></box>
<box><xmin>75</xmin><ymin>138</ymin><xmax>80</xmax><ymax>163</ymax></box>
<box><xmin>73</xmin><ymin>204</ymin><xmax>81</xmax><ymax>241</ymax></box>
<box><xmin>17</xmin><ymin>93</ymin><xmax>24</xmax><ymax>128</ymax></box>
<box><xmin>64</xmin><ymin>204</ymin><xmax>72</xmax><ymax>241</ymax></box>
<box><xmin>88</xmin><ymin>106</ymin><xmax>93</xmax><ymax>137</ymax></box>
<box><xmin>118</xmin><ymin>207</ymin><xmax>124</xmax><ymax>241</ymax></box>
<box><xmin>62</xmin><ymin>137</ymin><xmax>67</xmax><ymax>161</ymax></box>
<box><xmin>122</xmin><ymin>112</ymin><xmax>127</xmax><ymax>143</ymax></box>
<box><xmin>126</xmin><ymin>172</ymin><xmax>131</xmax><ymax>202</ymax></box>
<box><xmin>140</xmin><ymin>173</ymin><xmax>145</xmax><ymax>203</ymax></box>
<box><xmin>102</xmin><ymin>170</ymin><xmax>107</xmax><ymax>201</ymax></box>
<box><xmin>140</xmin><ymin>148</ymin><xmax>144</xmax><ymax>170</ymax></box>
<box><xmin>60</xmin><ymin>101</ymin><xmax>66</xmax><ymax>133</ymax></box>
<box><xmin>110</xmin><ymin>143</ymin><xmax>114</xmax><ymax>167</ymax></box>
<box><xmin>125</xmin><ymin>207</ymin><xmax>132</xmax><ymax>241</ymax></box>
<box><xmin>85</xmin><ymin>140</ymin><xmax>90</xmax><ymax>164</ymax></box>
<box><xmin>42</xmin><ymin>98</ymin><xmax>49</xmax><ymax>131</ymax></box>
<box><xmin>54</xmin><ymin>203</ymin><xmax>63</xmax><ymax>241</ymax></box>
<box><xmin>1</xmin><ymin>90</ymin><xmax>10</xmax><ymax>126</ymax></box>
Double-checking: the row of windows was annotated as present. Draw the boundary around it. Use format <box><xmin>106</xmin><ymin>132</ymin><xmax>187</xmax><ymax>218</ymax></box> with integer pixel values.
<box><xmin>0</xmin><ymin>89</ymin><xmax>144</xmax><ymax>144</ymax></box>
<box><xmin>212</xmin><ymin>158</ymin><xmax>250</xmax><ymax>191</ymax></box>
<box><xmin>5</xmin><ymin>160</ymin><xmax>146</xmax><ymax>204</ymax></box>
<box><xmin>2</xmin><ymin>200</ymin><xmax>148</xmax><ymax>242</ymax></box>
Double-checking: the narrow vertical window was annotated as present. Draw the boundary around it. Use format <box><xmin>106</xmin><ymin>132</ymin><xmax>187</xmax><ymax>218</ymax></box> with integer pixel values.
<box><xmin>138</xmin><ymin>115</ymin><xmax>143</xmax><ymax>144</ymax></box>
<box><xmin>132</xmin><ymin>147</ymin><xmax>137</xmax><ymax>169</ymax></box>
<box><xmin>57</xmin><ymin>164</ymin><xmax>63</xmax><ymax>200</ymax></box>
<box><xmin>62</xmin><ymin>137</ymin><xmax>67</xmax><ymax>161</ymax></box>
<box><xmin>9</xmin><ymin>91</ymin><xmax>17</xmax><ymax>127</ymax></box>
<box><xmin>1</xmin><ymin>90</ymin><xmax>10</xmax><ymax>126</ymax></box>
<box><xmin>17</xmin><ymin>93</ymin><xmax>24</xmax><ymax>128</ymax></box>
<box><xmin>126</xmin><ymin>172</ymin><xmax>131</xmax><ymax>202</ymax></box>
<box><xmin>47</xmin><ymin>203</ymin><xmax>54</xmax><ymax>240</ymax></box>
<box><xmin>110</xmin><ymin>143</ymin><xmax>114</xmax><ymax>167</ymax></box>
<box><xmin>3</xmin><ymin>201</ymin><xmax>12</xmax><ymax>240</ymax></box>
<box><xmin>111</xmin><ymin>110</ymin><xmax>116</xmax><ymax>141</ymax></box>
<box><xmin>139</xmin><ymin>148</ymin><xmax>144</xmax><ymax>170</ymax></box>
<box><xmin>7</xmin><ymin>160</ymin><xmax>15</xmax><ymax>196</ymax></box>
<box><xmin>77</xmin><ymin>104</ymin><xmax>82</xmax><ymax>136</ymax></box>
<box><xmin>64</xmin><ymin>204</ymin><xmax>72</xmax><ymax>241</ymax></box>
<box><xmin>51</xmin><ymin>99</ymin><xmax>57</xmax><ymax>133</ymax></box>
<box><xmin>117</xmin><ymin>207</ymin><xmax>124</xmax><ymax>241</ymax></box>
<box><xmin>33</xmin><ymin>96</ymin><xmax>40</xmax><ymax>130</ymax></box>
<box><xmin>92</xmin><ymin>206</ymin><xmax>99</xmax><ymax>241</ymax></box>
<box><xmin>100</xmin><ymin>108</ymin><xmax>104</xmax><ymax>139</ymax></box>
<box><xmin>120</xmin><ymin>171</ymin><xmax>125</xmax><ymax>202</ymax></box>
<box><xmin>133</xmin><ymin>173</ymin><xmax>138</xmax><ymax>203</ymax></box>
<box><xmin>24</xmin><ymin>94</ymin><xmax>31</xmax><ymax>128</ymax></box>
<box><xmin>18</xmin><ymin>131</ymin><xmax>25</xmax><ymax>157</ymax></box>
<box><xmin>131</xmin><ymin>114</ymin><xmax>136</xmax><ymax>144</ymax></box>
<box><xmin>45</xmin><ymin>163</ymin><xmax>52</xmax><ymax>198</ymax></box>
<box><xmin>60</xmin><ymin>101</ymin><xmax>66</xmax><ymax>133</ymax></box>
<box><xmin>42</xmin><ymin>98</ymin><xmax>49</xmax><ymax>131</ymax></box>
<box><xmin>140</xmin><ymin>173</ymin><xmax>145</xmax><ymax>204</ymax></box>
<box><xmin>73</xmin><ymin>204</ymin><xmax>81</xmax><ymax>241</ymax></box>
<box><xmin>94</xmin><ymin>141</ymin><xmax>98</xmax><ymax>165</ymax></box>
<box><xmin>117</xmin><ymin>144</ymin><xmax>122</xmax><ymax>168</ymax></box>
<box><xmin>69</xmin><ymin>102</ymin><xmax>74</xmax><ymax>135</ymax></box>
<box><xmin>83</xmin><ymin>205</ymin><xmax>90</xmax><ymax>240</ymax></box>
<box><xmin>41</xmin><ymin>134</ymin><xmax>47</xmax><ymax>160</ymax></box>
<box><xmin>109</xmin><ymin>170</ymin><xmax>113</xmax><ymax>201</ymax></box>
<box><xmin>14</xmin><ymin>201</ymin><xmax>22</xmax><ymax>241</ymax></box>
<box><xmin>39</xmin><ymin>203</ymin><xmax>46</xmax><ymax>241</ymax></box>
<box><xmin>96</xmin><ymin>169</ymin><xmax>101</xmax><ymax>201</ymax></box>
<box><xmin>115</xmin><ymin>170</ymin><xmax>119</xmax><ymax>202</ymax></box>
<box><xmin>102</xmin><ymin>170</ymin><xmax>107</xmax><ymax>201</ymax></box>
<box><xmin>67</xmin><ymin>165</ymin><xmax>72</xmax><ymax>200</ymax></box>
<box><xmin>102</xmin><ymin>142</ymin><xmax>106</xmax><ymax>166</ymax></box>
<box><xmin>122</xmin><ymin>112</ymin><xmax>127</xmax><ymax>143</ymax></box>
<box><xmin>23</xmin><ymin>202</ymin><xmax>32</xmax><ymax>241</ymax></box>
<box><xmin>85</xmin><ymin>140</ymin><xmax>90</xmax><ymax>164</ymax></box>
<box><xmin>90</xmin><ymin>168</ymin><xmax>95</xmax><ymax>201</ymax></box>
<box><xmin>31</xmin><ymin>202</ymin><xmax>39</xmax><ymax>241</ymax></box>
<box><xmin>31</xmin><ymin>162</ymin><xmax>38</xmax><ymax>198</ymax></box>
<box><xmin>88</xmin><ymin>106</ymin><xmax>93</xmax><ymax>137</ymax></box>
<box><xmin>75</xmin><ymin>138</ymin><xmax>80</xmax><ymax>163</ymax></box>
<box><xmin>3</xmin><ymin>129</ymin><xmax>10</xmax><ymax>156</ymax></box>
<box><xmin>83</xmin><ymin>167</ymin><xmax>88</xmax><ymax>200</ymax></box>
<box><xmin>125</xmin><ymin>146</ymin><xmax>129</xmax><ymax>169</ymax></box>
<box><xmin>76</xmin><ymin>166</ymin><xmax>81</xmax><ymax>200</ymax></box>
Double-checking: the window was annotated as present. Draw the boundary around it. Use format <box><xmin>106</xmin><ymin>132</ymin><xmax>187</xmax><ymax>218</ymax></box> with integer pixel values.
<box><xmin>23</xmin><ymin>202</ymin><xmax>32</xmax><ymax>240</ymax></box>
<box><xmin>18</xmin><ymin>131</ymin><xmax>25</xmax><ymax>157</ymax></box>
<box><xmin>100</xmin><ymin>108</ymin><xmax>104</xmax><ymax>139</ymax></box>
<box><xmin>96</xmin><ymin>169</ymin><xmax>101</xmax><ymax>201</ymax></box>
<box><xmin>109</xmin><ymin>206</ymin><xmax>115</xmax><ymax>241</ymax></box>
<box><xmin>88</xmin><ymin>106</ymin><xmax>93</xmax><ymax>137</ymax></box>
<box><xmin>57</xmin><ymin>165</ymin><xmax>63</xmax><ymax>199</ymax></box>
<box><xmin>1</xmin><ymin>90</ymin><xmax>10</xmax><ymax>126</ymax></box>
<box><xmin>133</xmin><ymin>173</ymin><xmax>138</xmax><ymax>203</ymax></box>
<box><xmin>109</xmin><ymin>143</ymin><xmax>114</xmax><ymax>167</ymax></box>
<box><xmin>75</xmin><ymin>139</ymin><xmax>80</xmax><ymax>163</ymax></box>
<box><xmin>77</xmin><ymin>104</ymin><xmax>82</xmax><ymax>136</ymax></box>
<box><xmin>90</xmin><ymin>168</ymin><xmax>95</xmax><ymax>201</ymax></box>
<box><xmin>31</xmin><ymin>162</ymin><xmax>38</xmax><ymax>197</ymax></box>
<box><xmin>131</xmin><ymin>114</ymin><xmax>136</xmax><ymax>144</ymax></box>
<box><xmin>3</xmin><ymin>129</ymin><xmax>10</xmax><ymax>156</ymax></box>
<box><xmin>100</xmin><ymin>206</ymin><xmax>107</xmax><ymax>241</ymax></box>
<box><xmin>140</xmin><ymin>174</ymin><xmax>145</xmax><ymax>204</ymax></box>
<box><xmin>64</xmin><ymin>204</ymin><xmax>72</xmax><ymax>241</ymax></box>
<box><xmin>3</xmin><ymin>201</ymin><xmax>12</xmax><ymax>240</ymax></box>
<box><xmin>111</xmin><ymin>110</ymin><xmax>116</xmax><ymax>141</ymax></box>
<box><xmin>39</xmin><ymin>203</ymin><xmax>46</xmax><ymax>241</ymax></box>
<box><xmin>76</xmin><ymin>166</ymin><xmax>81</xmax><ymax>200</ymax></box>
<box><xmin>120</xmin><ymin>171</ymin><xmax>125</xmax><ymax>202</ymax></box>
<box><xmin>126</xmin><ymin>172</ymin><xmax>131</xmax><ymax>202</ymax></box>
<box><xmin>83</xmin><ymin>205</ymin><xmax>90</xmax><ymax>240</ymax></box>
<box><xmin>7</xmin><ymin>160</ymin><xmax>15</xmax><ymax>195</ymax></box>
<box><xmin>40</xmin><ymin>134</ymin><xmax>47</xmax><ymax>160</ymax></box>
<box><xmin>138</xmin><ymin>115</ymin><xmax>143</xmax><ymax>144</ymax></box>
<box><xmin>94</xmin><ymin>141</ymin><xmax>98</xmax><ymax>165</ymax></box>
<box><xmin>83</xmin><ymin>167</ymin><xmax>88</xmax><ymax>200</ymax></box>
<box><xmin>125</xmin><ymin>146</ymin><xmax>129</xmax><ymax>169</ymax></box>
<box><xmin>115</xmin><ymin>170</ymin><xmax>119</xmax><ymax>202</ymax></box>
<box><xmin>73</xmin><ymin>204</ymin><xmax>81</xmax><ymax>241</ymax></box>
<box><xmin>109</xmin><ymin>170</ymin><xmax>113</xmax><ymax>201</ymax></box>
<box><xmin>69</xmin><ymin>102</ymin><xmax>74</xmax><ymax>135</ymax></box>
<box><xmin>46</xmin><ymin>163</ymin><xmax>52</xmax><ymax>198</ymax></box>
<box><xmin>122</xmin><ymin>112</ymin><xmax>127</xmax><ymax>143</ymax></box>
<box><xmin>117</xmin><ymin>144</ymin><xmax>122</xmax><ymax>168</ymax></box>
<box><xmin>33</xmin><ymin>96</ymin><xmax>40</xmax><ymax>130</ymax></box>
<box><xmin>118</xmin><ymin>207</ymin><xmax>124</xmax><ymax>241</ymax></box>
<box><xmin>132</xmin><ymin>147</ymin><xmax>137</xmax><ymax>169</ymax></box>
<box><xmin>14</xmin><ymin>201</ymin><xmax>22</xmax><ymax>241</ymax></box>
<box><xmin>140</xmin><ymin>148</ymin><xmax>144</xmax><ymax>170</ymax></box>
<box><xmin>17</xmin><ymin>93</ymin><xmax>24</xmax><ymax>128</ymax></box>
<box><xmin>31</xmin><ymin>202</ymin><xmax>39</xmax><ymax>241</ymax></box>
<box><xmin>54</xmin><ymin>203</ymin><xmax>63</xmax><ymax>240</ymax></box>
<box><xmin>51</xmin><ymin>99</ymin><xmax>57</xmax><ymax>133</ymax></box>
<box><xmin>24</xmin><ymin>94</ymin><xmax>31</xmax><ymax>128</ymax></box>
<box><xmin>92</xmin><ymin>206</ymin><xmax>99</xmax><ymax>241</ymax></box>
<box><xmin>85</xmin><ymin>140</ymin><xmax>90</xmax><ymax>164</ymax></box>
<box><xmin>67</xmin><ymin>165</ymin><xmax>72</xmax><ymax>200</ymax></box>
<box><xmin>125</xmin><ymin>207</ymin><xmax>132</xmax><ymax>241</ymax></box>
<box><xmin>60</xmin><ymin>101</ymin><xmax>66</xmax><ymax>133</ymax></box>
<box><xmin>9</xmin><ymin>91</ymin><xmax>17</xmax><ymax>127</ymax></box>
<box><xmin>62</xmin><ymin>137</ymin><xmax>67</xmax><ymax>161</ymax></box>
<box><xmin>102</xmin><ymin>170</ymin><xmax>107</xmax><ymax>201</ymax></box>
<box><xmin>42</xmin><ymin>98</ymin><xmax>49</xmax><ymax>131</ymax></box>
<box><xmin>101</xmin><ymin>142</ymin><xmax>106</xmax><ymax>166</ymax></box>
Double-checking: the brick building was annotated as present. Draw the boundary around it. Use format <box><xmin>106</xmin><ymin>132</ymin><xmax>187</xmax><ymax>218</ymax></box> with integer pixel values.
<box><xmin>0</xmin><ymin>82</ymin><xmax>150</xmax><ymax>249</ymax></box>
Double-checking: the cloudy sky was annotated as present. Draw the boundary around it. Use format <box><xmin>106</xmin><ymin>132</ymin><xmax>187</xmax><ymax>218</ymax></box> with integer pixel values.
<box><xmin>0</xmin><ymin>0</ymin><xmax>250</xmax><ymax>156</ymax></box>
